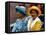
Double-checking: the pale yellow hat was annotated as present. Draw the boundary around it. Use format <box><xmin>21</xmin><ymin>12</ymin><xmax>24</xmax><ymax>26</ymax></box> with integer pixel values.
<box><xmin>27</xmin><ymin>6</ymin><xmax>41</xmax><ymax>16</ymax></box>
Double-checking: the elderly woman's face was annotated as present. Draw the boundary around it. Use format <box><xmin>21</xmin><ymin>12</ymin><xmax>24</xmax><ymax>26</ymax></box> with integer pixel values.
<box><xmin>16</xmin><ymin>13</ymin><xmax>23</xmax><ymax>18</ymax></box>
<box><xmin>30</xmin><ymin>10</ymin><xmax>38</xmax><ymax>19</ymax></box>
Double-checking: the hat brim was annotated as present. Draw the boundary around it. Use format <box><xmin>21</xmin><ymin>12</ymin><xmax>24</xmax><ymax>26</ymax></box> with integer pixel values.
<box><xmin>27</xmin><ymin>6</ymin><xmax>41</xmax><ymax>16</ymax></box>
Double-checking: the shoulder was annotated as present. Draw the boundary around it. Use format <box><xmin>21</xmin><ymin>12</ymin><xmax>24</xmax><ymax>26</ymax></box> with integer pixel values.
<box><xmin>35</xmin><ymin>18</ymin><xmax>42</xmax><ymax>27</ymax></box>
<box><xmin>35</xmin><ymin>17</ymin><xmax>42</xmax><ymax>23</ymax></box>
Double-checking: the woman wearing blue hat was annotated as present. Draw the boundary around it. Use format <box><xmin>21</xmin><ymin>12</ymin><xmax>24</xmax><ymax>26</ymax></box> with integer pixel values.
<box><xmin>11</xmin><ymin>5</ymin><xmax>32</xmax><ymax>32</ymax></box>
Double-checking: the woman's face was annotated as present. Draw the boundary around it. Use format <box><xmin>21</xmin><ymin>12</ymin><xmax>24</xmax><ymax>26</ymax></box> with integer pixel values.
<box><xmin>30</xmin><ymin>10</ymin><xmax>38</xmax><ymax>19</ymax></box>
<box><xmin>16</xmin><ymin>12</ymin><xmax>24</xmax><ymax>19</ymax></box>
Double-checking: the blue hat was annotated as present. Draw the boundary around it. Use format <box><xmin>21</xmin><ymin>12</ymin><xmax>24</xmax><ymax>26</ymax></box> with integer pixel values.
<box><xmin>15</xmin><ymin>6</ymin><xmax>26</xmax><ymax>15</ymax></box>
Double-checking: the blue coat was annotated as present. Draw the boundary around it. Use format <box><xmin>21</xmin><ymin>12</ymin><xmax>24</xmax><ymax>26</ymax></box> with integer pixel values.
<box><xmin>12</xmin><ymin>16</ymin><xmax>32</xmax><ymax>32</ymax></box>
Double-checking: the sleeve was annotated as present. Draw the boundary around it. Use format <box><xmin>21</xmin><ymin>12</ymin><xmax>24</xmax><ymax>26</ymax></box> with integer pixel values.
<box><xmin>12</xmin><ymin>19</ymin><xmax>22</xmax><ymax>32</ymax></box>
<box><xmin>31</xmin><ymin>21</ymin><xmax>42</xmax><ymax>31</ymax></box>
<box><xmin>12</xmin><ymin>23</ymin><xmax>17</xmax><ymax>32</ymax></box>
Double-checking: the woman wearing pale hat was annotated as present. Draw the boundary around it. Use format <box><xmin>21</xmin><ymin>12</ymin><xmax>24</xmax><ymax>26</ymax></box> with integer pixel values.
<box><xmin>27</xmin><ymin>6</ymin><xmax>43</xmax><ymax>31</ymax></box>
